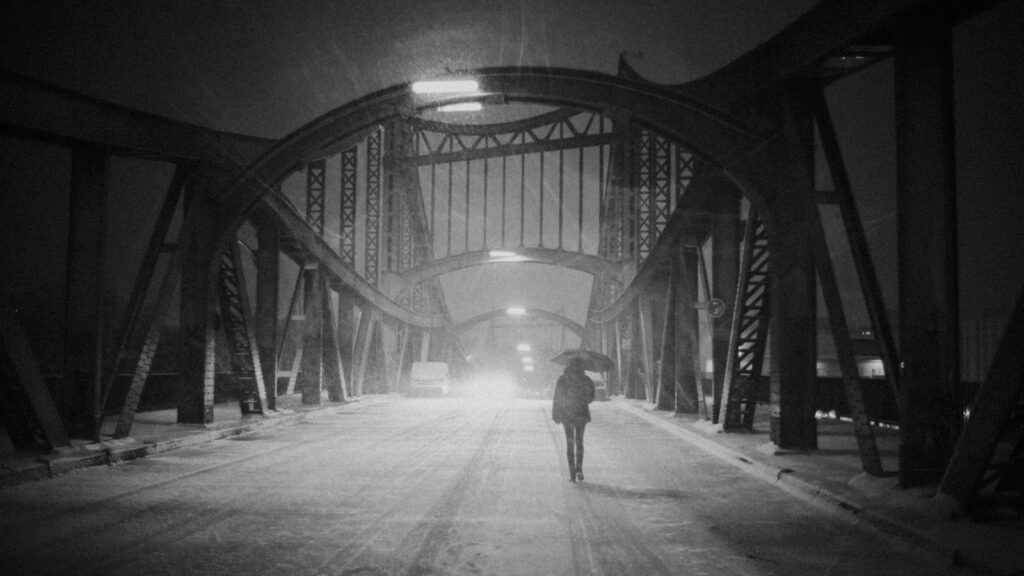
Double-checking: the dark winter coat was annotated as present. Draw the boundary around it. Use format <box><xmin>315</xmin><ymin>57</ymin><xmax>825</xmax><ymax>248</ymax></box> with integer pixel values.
<box><xmin>551</xmin><ymin>367</ymin><xmax>596</xmax><ymax>425</ymax></box>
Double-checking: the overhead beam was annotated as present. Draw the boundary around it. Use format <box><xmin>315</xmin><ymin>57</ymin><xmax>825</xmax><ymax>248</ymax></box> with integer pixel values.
<box><xmin>398</xmin><ymin>248</ymin><xmax>625</xmax><ymax>292</ymax></box>
<box><xmin>449</xmin><ymin>308</ymin><xmax>586</xmax><ymax>340</ymax></box>
<box><xmin>0</xmin><ymin>70</ymin><xmax>274</xmax><ymax>164</ymax></box>
<box><xmin>403</xmin><ymin>132</ymin><xmax>625</xmax><ymax>166</ymax></box>
<box><xmin>680</xmin><ymin>0</ymin><xmax>1007</xmax><ymax>105</ymax></box>
<box><xmin>216</xmin><ymin>66</ymin><xmax>761</xmax><ymax>222</ymax></box>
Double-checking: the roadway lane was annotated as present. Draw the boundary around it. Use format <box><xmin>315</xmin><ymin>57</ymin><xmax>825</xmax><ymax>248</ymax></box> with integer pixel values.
<box><xmin>0</xmin><ymin>398</ymin><xmax>960</xmax><ymax>575</ymax></box>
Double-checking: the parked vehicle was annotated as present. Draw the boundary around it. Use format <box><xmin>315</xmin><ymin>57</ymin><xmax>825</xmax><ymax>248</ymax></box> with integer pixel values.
<box><xmin>408</xmin><ymin>362</ymin><xmax>450</xmax><ymax>396</ymax></box>
<box><xmin>585</xmin><ymin>371</ymin><xmax>609</xmax><ymax>401</ymax></box>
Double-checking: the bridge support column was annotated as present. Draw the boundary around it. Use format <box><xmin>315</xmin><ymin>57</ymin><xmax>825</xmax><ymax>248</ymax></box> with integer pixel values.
<box><xmin>322</xmin><ymin>288</ymin><xmax>346</xmax><ymax>403</ymax></box>
<box><xmin>177</xmin><ymin>175</ymin><xmax>222</xmax><ymax>425</ymax></box>
<box><xmin>710</xmin><ymin>180</ymin><xmax>742</xmax><ymax>423</ymax></box>
<box><xmin>63</xmin><ymin>146</ymin><xmax>109</xmax><ymax>438</ymax></box>
<box><xmin>675</xmin><ymin>244</ymin><xmax>702</xmax><ymax>414</ymax></box>
<box><xmin>335</xmin><ymin>286</ymin><xmax>357</xmax><ymax>397</ymax></box>
<box><xmin>738</xmin><ymin>85</ymin><xmax>818</xmax><ymax>450</ymax></box>
<box><xmin>656</xmin><ymin>263</ymin><xmax>677</xmax><ymax>411</ymax></box>
<box><xmin>638</xmin><ymin>295</ymin><xmax>656</xmax><ymax>403</ymax></box>
<box><xmin>298</xmin><ymin>267</ymin><xmax>323</xmax><ymax>405</ymax></box>
<box><xmin>255</xmin><ymin>215</ymin><xmax>279</xmax><ymax>410</ymax></box>
<box><xmin>771</xmin><ymin>90</ymin><xmax>818</xmax><ymax>450</ymax></box>
<box><xmin>895</xmin><ymin>12</ymin><xmax>960</xmax><ymax>487</ymax></box>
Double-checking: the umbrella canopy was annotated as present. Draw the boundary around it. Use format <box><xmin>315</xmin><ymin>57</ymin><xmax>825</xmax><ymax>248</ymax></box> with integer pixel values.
<box><xmin>551</xmin><ymin>348</ymin><xmax>615</xmax><ymax>372</ymax></box>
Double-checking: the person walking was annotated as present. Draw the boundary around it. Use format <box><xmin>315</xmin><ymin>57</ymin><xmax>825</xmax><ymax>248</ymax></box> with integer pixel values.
<box><xmin>551</xmin><ymin>358</ymin><xmax>596</xmax><ymax>482</ymax></box>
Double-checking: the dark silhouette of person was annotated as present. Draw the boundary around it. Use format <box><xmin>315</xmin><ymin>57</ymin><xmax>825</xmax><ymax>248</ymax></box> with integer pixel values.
<box><xmin>551</xmin><ymin>358</ymin><xmax>596</xmax><ymax>482</ymax></box>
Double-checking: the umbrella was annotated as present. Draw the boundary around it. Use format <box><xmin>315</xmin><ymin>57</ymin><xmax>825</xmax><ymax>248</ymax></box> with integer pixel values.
<box><xmin>551</xmin><ymin>348</ymin><xmax>615</xmax><ymax>372</ymax></box>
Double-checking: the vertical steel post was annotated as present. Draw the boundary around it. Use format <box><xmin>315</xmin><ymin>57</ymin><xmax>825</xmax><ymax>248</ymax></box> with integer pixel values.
<box><xmin>255</xmin><ymin>214</ymin><xmax>279</xmax><ymax>410</ymax></box>
<box><xmin>177</xmin><ymin>173</ymin><xmax>222</xmax><ymax>426</ymax></box>
<box><xmin>365</xmin><ymin>128</ymin><xmax>382</xmax><ymax>285</ymax></box>
<box><xmin>895</xmin><ymin>11</ymin><xmax>960</xmax><ymax>486</ymax></box>
<box><xmin>711</xmin><ymin>181</ymin><xmax>741</xmax><ymax>423</ymax></box>
<box><xmin>298</xmin><ymin>266</ymin><xmax>323</xmax><ymax>405</ymax></box>
<box><xmin>765</xmin><ymin>84</ymin><xmax>819</xmax><ymax>450</ymax></box>
<box><xmin>676</xmin><ymin>244</ymin><xmax>702</xmax><ymax>414</ymax></box>
<box><xmin>63</xmin><ymin>146</ymin><xmax>108</xmax><ymax>438</ymax></box>
<box><xmin>656</xmin><ymin>263</ymin><xmax>677</xmax><ymax>411</ymax></box>
<box><xmin>638</xmin><ymin>296</ymin><xmax>656</xmax><ymax>403</ymax></box>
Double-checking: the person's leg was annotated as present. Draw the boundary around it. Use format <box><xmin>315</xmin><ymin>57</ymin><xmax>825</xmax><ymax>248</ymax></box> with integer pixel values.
<box><xmin>574</xmin><ymin>423</ymin><xmax>586</xmax><ymax>481</ymax></box>
<box><xmin>563</xmin><ymin>423</ymin><xmax>577</xmax><ymax>481</ymax></box>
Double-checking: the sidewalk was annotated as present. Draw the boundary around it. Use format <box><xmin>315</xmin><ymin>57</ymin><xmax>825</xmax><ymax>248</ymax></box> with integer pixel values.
<box><xmin>612</xmin><ymin>397</ymin><xmax>1024</xmax><ymax>576</ymax></box>
<box><xmin>0</xmin><ymin>393</ymin><xmax>386</xmax><ymax>488</ymax></box>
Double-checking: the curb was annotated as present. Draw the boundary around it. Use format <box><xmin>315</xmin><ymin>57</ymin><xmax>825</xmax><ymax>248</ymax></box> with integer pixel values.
<box><xmin>610</xmin><ymin>400</ymin><xmax>996</xmax><ymax>575</ymax></box>
<box><xmin>0</xmin><ymin>397</ymin><xmax>384</xmax><ymax>488</ymax></box>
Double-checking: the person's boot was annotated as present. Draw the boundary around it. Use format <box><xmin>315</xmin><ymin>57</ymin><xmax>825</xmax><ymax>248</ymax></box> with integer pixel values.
<box><xmin>567</xmin><ymin>454</ymin><xmax>577</xmax><ymax>482</ymax></box>
<box><xmin>575</xmin><ymin>454</ymin><xmax>584</xmax><ymax>482</ymax></box>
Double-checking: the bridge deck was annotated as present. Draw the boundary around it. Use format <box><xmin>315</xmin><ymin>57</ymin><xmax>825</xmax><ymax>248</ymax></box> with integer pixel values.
<box><xmin>0</xmin><ymin>397</ymin><xmax>1019</xmax><ymax>575</ymax></box>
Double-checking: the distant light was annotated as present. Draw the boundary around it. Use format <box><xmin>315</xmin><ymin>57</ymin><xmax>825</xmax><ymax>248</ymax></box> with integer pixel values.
<box><xmin>506</xmin><ymin>307</ymin><xmax>527</xmax><ymax>316</ymax></box>
<box><xmin>466</xmin><ymin>355</ymin><xmax>473</xmax><ymax>362</ymax></box>
<box><xmin>437</xmin><ymin>102</ymin><xmax>483</xmax><ymax>112</ymax></box>
<box><xmin>489</xmin><ymin>250</ymin><xmax>517</xmax><ymax>258</ymax></box>
<box><xmin>516</xmin><ymin>343</ymin><xmax>531</xmax><ymax>352</ymax></box>
<box><xmin>524</xmin><ymin>365</ymin><xmax>534</xmax><ymax>372</ymax></box>
<box><xmin>411</xmin><ymin>79</ymin><xmax>480</xmax><ymax>94</ymax></box>
<box><xmin>522</xmin><ymin>356</ymin><xmax>534</xmax><ymax>364</ymax></box>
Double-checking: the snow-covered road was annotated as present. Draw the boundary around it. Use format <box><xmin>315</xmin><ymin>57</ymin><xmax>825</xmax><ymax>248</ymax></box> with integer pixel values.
<box><xmin>0</xmin><ymin>398</ymin><xmax>958</xmax><ymax>575</ymax></box>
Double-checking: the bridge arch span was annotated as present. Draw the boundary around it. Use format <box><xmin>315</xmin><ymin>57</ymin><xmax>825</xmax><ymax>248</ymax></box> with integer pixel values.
<box><xmin>395</xmin><ymin>247</ymin><xmax>624</xmax><ymax>298</ymax></box>
<box><xmin>449</xmin><ymin>307</ymin><xmax>586</xmax><ymax>341</ymax></box>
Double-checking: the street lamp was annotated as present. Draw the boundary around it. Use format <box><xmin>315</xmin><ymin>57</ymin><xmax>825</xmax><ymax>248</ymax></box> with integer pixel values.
<box><xmin>411</xmin><ymin>79</ymin><xmax>480</xmax><ymax>94</ymax></box>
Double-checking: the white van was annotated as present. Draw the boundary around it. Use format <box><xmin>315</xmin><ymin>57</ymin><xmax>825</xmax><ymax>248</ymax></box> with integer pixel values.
<box><xmin>409</xmin><ymin>362</ymin><xmax>450</xmax><ymax>396</ymax></box>
<box><xmin>585</xmin><ymin>371</ymin><xmax>609</xmax><ymax>401</ymax></box>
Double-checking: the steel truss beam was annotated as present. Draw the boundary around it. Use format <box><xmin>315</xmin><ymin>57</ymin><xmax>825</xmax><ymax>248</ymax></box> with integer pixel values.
<box><xmin>449</xmin><ymin>308</ymin><xmax>586</xmax><ymax>341</ymax></box>
<box><xmin>588</xmin><ymin>183</ymin><xmax>715</xmax><ymax>325</ymax></box>
<box><xmin>216</xmin><ymin>67</ymin><xmax>761</xmax><ymax>220</ymax></box>
<box><xmin>259</xmin><ymin>191</ymin><xmax>445</xmax><ymax>328</ymax></box>
<box><xmin>403</xmin><ymin>108</ymin><xmax>622</xmax><ymax>166</ymax></box>
<box><xmin>339</xmin><ymin>147</ymin><xmax>358</xmax><ymax>265</ymax></box>
<box><xmin>0</xmin><ymin>309</ymin><xmax>71</xmax><ymax>449</ymax></box>
<box><xmin>0</xmin><ymin>70</ymin><xmax>273</xmax><ymax>163</ymax></box>
<box><xmin>396</xmin><ymin>247</ymin><xmax>624</xmax><ymax>295</ymax></box>
<box><xmin>674</xmin><ymin>0</ymin><xmax>1002</xmax><ymax>106</ymax></box>
<box><xmin>406</xmin><ymin>132</ymin><xmax>625</xmax><ymax>166</ymax></box>
<box><xmin>365</xmin><ymin>128</ymin><xmax>382</xmax><ymax>286</ymax></box>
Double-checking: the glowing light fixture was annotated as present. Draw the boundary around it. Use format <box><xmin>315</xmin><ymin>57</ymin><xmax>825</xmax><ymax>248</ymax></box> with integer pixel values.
<box><xmin>506</xmin><ymin>307</ymin><xmax>527</xmax><ymax>316</ymax></box>
<box><xmin>411</xmin><ymin>79</ymin><xmax>480</xmax><ymax>94</ymax></box>
<box><xmin>516</xmin><ymin>343</ymin><xmax>531</xmax><ymax>352</ymax></box>
<box><xmin>524</xmin><ymin>365</ymin><xmax>535</xmax><ymax>372</ymax></box>
<box><xmin>437</xmin><ymin>102</ymin><xmax>483</xmax><ymax>113</ymax></box>
<box><xmin>489</xmin><ymin>250</ymin><xmax>517</xmax><ymax>258</ymax></box>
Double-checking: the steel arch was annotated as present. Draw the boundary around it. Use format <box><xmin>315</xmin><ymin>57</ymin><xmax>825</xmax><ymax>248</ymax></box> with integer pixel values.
<box><xmin>396</xmin><ymin>247</ymin><xmax>625</xmax><ymax>294</ymax></box>
<box><xmin>209</xmin><ymin>67</ymin><xmax>765</xmax><ymax>329</ymax></box>
<box><xmin>449</xmin><ymin>308</ymin><xmax>586</xmax><ymax>341</ymax></box>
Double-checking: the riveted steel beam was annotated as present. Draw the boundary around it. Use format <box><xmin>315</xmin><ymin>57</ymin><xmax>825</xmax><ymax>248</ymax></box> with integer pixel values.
<box><xmin>678</xmin><ymin>0</ymin><xmax>1004</xmax><ymax>105</ymax></box>
<box><xmin>396</xmin><ymin>248</ymin><xmax>625</xmax><ymax>295</ymax></box>
<box><xmin>0</xmin><ymin>70</ymin><xmax>273</xmax><ymax>163</ymax></box>
<box><xmin>404</xmin><ymin>132</ymin><xmax>625</xmax><ymax>166</ymax></box>
<box><xmin>215</xmin><ymin>67</ymin><xmax>761</xmax><ymax>228</ymax></box>
<box><xmin>587</xmin><ymin>182</ymin><xmax>716</xmax><ymax>325</ymax></box>
<box><xmin>449</xmin><ymin>308</ymin><xmax>586</xmax><ymax>341</ymax></box>
<box><xmin>259</xmin><ymin>191</ymin><xmax>446</xmax><ymax>329</ymax></box>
